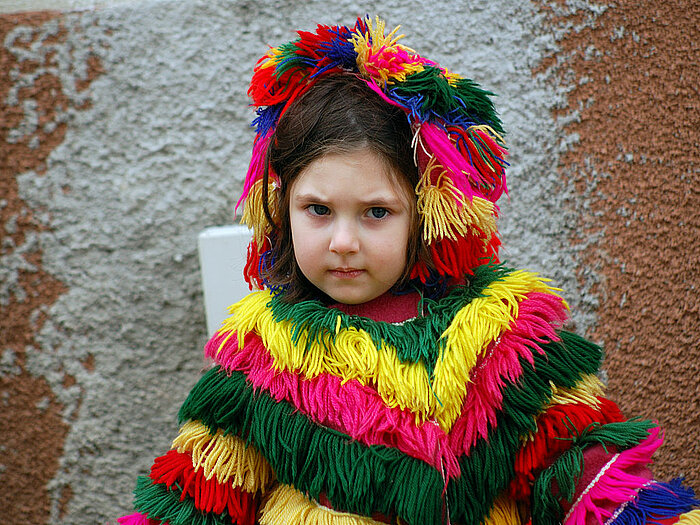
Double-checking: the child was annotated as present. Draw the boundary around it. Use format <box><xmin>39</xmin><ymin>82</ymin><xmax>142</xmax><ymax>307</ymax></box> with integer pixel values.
<box><xmin>120</xmin><ymin>16</ymin><xmax>699</xmax><ymax>525</ymax></box>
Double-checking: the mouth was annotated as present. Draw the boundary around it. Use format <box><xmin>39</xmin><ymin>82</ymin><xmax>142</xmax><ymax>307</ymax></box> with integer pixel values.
<box><xmin>329</xmin><ymin>268</ymin><xmax>365</xmax><ymax>279</ymax></box>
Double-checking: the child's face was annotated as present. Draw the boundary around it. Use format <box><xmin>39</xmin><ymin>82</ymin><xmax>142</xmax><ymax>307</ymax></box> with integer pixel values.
<box><xmin>289</xmin><ymin>148</ymin><xmax>413</xmax><ymax>305</ymax></box>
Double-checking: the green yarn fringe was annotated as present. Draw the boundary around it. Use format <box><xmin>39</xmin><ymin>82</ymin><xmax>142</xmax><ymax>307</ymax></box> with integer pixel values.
<box><xmin>178</xmin><ymin>326</ymin><xmax>605</xmax><ymax>525</ymax></box>
<box><xmin>268</xmin><ymin>263</ymin><xmax>511</xmax><ymax>376</ymax></box>
<box><xmin>178</xmin><ymin>366</ymin><xmax>444</xmax><ymax>525</ymax></box>
<box><xmin>133</xmin><ymin>475</ymin><xmax>233</xmax><ymax>525</ymax></box>
<box><xmin>391</xmin><ymin>67</ymin><xmax>504</xmax><ymax>135</ymax></box>
<box><xmin>271</xmin><ymin>41</ymin><xmax>308</xmax><ymax>78</ymax></box>
<box><xmin>531</xmin><ymin>419</ymin><xmax>656</xmax><ymax>525</ymax></box>
<box><xmin>447</xmin><ymin>331</ymin><xmax>604</xmax><ymax>524</ymax></box>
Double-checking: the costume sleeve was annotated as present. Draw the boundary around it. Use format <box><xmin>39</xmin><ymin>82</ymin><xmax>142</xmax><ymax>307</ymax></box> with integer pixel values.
<box><xmin>508</xmin><ymin>333</ymin><xmax>699</xmax><ymax>525</ymax></box>
<box><xmin>117</xmin><ymin>383</ymin><xmax>275</xmax><ymax>525</ymax></box>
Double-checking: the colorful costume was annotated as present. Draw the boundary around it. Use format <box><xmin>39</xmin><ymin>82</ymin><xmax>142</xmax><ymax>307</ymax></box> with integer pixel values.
<box><xmin>120</xmin><ymin>16</ymin><xmax>699</xmax><ymax>525</ymax></box>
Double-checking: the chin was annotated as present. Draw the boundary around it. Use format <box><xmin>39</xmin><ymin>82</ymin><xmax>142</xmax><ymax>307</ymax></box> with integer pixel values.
<box><xmin>336</xmin><ymin>296</ymin><xmax>369</xmax><ymax>305</ymax></box>
<box><xmin>327</xmin><ymin>293</ymin><xmax>363</xmax><ymax>305</ymax></box>
<box><xmin>325</xmin><ymin>287</ymin><xmax>385</xmax><ymax>305</ymax></box>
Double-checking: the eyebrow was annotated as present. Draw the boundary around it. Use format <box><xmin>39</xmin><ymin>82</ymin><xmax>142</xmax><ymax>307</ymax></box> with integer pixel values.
<box><xmin>293</xmin><ymin>193</ymin><xmax>405</xmax><ymax>207</ymax></box>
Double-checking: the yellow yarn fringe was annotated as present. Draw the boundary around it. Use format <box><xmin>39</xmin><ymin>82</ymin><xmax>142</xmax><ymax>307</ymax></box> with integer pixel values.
<box><xmin>416</xmin><ymin>156</ymin><xmax>497</xmax><ymax>245</ymax></box>
<box><xmin>216</xmin><ymin>270</ymin><xmax>562</xmax><ymax>432</ymax></box>
<box><xmin>678</xmin><ymin>509</ymin><xmax>700</xmax><ymax>525</ymax></box>
<box><xmin>469</xmin><ymin>124</ymin><xmax>506</xmax><ymax>148</ymax></box>
<box><xmin>434</xmin><ymin>270</ymin><xmax>565</xmax><ymax>429</ymax></box>
<box><xmin>484</xmin><ymin>495</ymin><xmax>522</xmax><ymax>525</ymax></box>
<box><xmin>259</xmin><ymin>484</ymin><xmax>384</xmax><ymax>525</ymax></box>
<box><xmin>351</xmin><ymin>17</ymin><xmax>423</xmax><ymax>85</ymax></box>
<box><xmin>520</xmin><ymin>375</ymin><xmax>606</xmax><ymax>445</ymax></box>
<box><xmin>172</xmin><ymin>420</ymin><xmax>274</xmax><ymax>492</ymax></box>
<box><xmin>260</xmin><ymin>47</ymin><xmax>285</xmax><ymax>69</ymax></box>
<box><xmin>544</xmin><ymin>374</ymin><xmax>605</xmax><ymax>411</ymax></box>
<box><xmin>241</xmin><ymin>178</ymin><xmax>277</xmax><ymax>246</ymax></box>
<box><xmin>443</xmin><ymin>68</ymin><xmax>464</xmax><ymax>86</ymax></box>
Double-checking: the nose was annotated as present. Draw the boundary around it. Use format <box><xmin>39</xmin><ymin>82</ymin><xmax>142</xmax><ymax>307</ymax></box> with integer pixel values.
<box><xmin>329</xmin><ymin>219</ymin><xmax>359</xmax><ymax>254</ymax></box>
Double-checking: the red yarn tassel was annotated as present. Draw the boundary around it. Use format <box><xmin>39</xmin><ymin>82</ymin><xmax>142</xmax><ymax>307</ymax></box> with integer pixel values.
<box><xmin>509</xmin><ymin>398</ymin><xmax>626</xmax><ymax>500</ymax></box>
<box><xmin>243</xmin><ymin>238</ymin><xmax>271</xmax><ymax>290</ymax></box>
<box><xmin>428</xmin><ymin>228</ymin><xmax>499</xmax><ymax>278</ymax></box>
<box><xmin>149</xmin><ymin>450</ymin><xmax>257</xmax><ymax>525</ymax></box>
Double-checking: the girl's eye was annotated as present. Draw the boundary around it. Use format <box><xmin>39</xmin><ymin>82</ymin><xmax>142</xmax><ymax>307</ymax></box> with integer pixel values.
<box><xmin>309</xmin><ymin>204</ymin><xmax>330</xmax><ymax>216</ymax></box>
<box><xmin>369</xmin><ymin>207</ymin><xmax>388</xmax><ymax>219</ymax></box>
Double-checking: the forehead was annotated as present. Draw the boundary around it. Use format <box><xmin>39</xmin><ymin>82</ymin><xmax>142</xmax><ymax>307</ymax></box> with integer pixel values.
<box><xmin>292</xmin><ymin>149</ymin><xmax>414</xmax><ymax>202</ymax></box>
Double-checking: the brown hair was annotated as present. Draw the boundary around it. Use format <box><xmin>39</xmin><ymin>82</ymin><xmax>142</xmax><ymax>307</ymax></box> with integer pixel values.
<box><xmin>261</xmin><ymin>75</ymin><xmax>428</xmax><ymax>302</ymax></box>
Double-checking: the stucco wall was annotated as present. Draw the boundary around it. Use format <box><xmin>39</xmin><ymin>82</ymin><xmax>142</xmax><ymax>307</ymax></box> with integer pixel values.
<box><xmin>1</xmin><ymin>1</ymin><xmax>697</xmax><ymax>523</ymax></box>
<box><xmin>537</xmin><ymin>0</ymin><xmax>700</xmax><ymax>490</ymax></box>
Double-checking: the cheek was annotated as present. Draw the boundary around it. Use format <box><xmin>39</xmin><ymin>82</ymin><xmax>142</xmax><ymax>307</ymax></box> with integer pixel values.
<box><xmin>371</xmin><ymin>221</ymin><xmax>411</xmax><ymax>266</ymax></box>
<box><xmin>290</xmin><ymin>214</ymin><xmax>322</xmax><ymax>273</ymax></box>
<box><xmin>291</xmin><ymin>215</ymin><xmax>318</xmax><ymax>250</ymax></box>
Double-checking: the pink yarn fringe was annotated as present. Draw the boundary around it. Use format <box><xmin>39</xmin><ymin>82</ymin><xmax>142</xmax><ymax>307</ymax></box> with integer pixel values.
<box><xmin>564</xmin><ymin>428</ymin><xmax>664</xmax><ymax>525</ymax></box>
<box><xmin>117</xmin><ymin>512</ymin><xmax>162</xmax><ymax>525</ymax></box>
<box><xmin>205</xmin><ymin>330</ymin><xmax>460</xmax><ymax>479</ymax></box>
<box><xmin>362</xmin><ymin>46</ymin><xmax>420</xmax><ymax>81</ymax></box>
<box><xmin>235</xmin><ymin>132</ymin><xmax>271</xmax><ymax>212</ymax></box>
<box><xmin>471</xmin><ymin>127</ymin><xmax>508</xmax><ymax>201</ymax></box>
<box><xmin>420</xmin><ymin>122</ymin><xmax>482</xmax><ymax>200</ymax></box>
<box><xmin>448</xmin><ymin>292</ymin><xmax>568</xmax><ymax>453</ymax></box>
<box><xmin>364</xmin><ymin>78</ymin><xmax>406</xmax><ymax>110</ymax></box>
<box><xmin>204</xmin><ymin>291</ymin><xmax>567</xmax><ymax>477</ymax></box>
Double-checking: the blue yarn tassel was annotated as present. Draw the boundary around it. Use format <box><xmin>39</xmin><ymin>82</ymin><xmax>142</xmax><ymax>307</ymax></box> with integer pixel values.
<box><xmin>613</xmin><ymin>479</ymin><xmax>699</xmax><ymax>525</ymax></box>
<box><xmin>252</xmin><ymin>103</ymin><xmax>284</xmax><ymax>136</ymax></box>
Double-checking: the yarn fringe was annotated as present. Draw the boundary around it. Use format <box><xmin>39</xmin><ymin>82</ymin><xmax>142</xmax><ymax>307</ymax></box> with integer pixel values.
<box><xmin>449</xmin><ymin>125</ymin><xmax>508</xmax><ymax>202</ymax></box>
<box><xmin>240</xmin><ymin>178</ymin><xmax>278</xmax><ymax>246</ymax></box>
<box><xmin>564</xmin><ymin>428</ymin><xmax>663</xmax><ymax>524</ymax></box>
<box><xmin>206</xmin><ymin>285</ymin><xmax>566</xmax><ymax>477</ymax></box>
<box><xmin>244</xmin><ymin>17</ymin><xmax>507</xmax><ymax>286</ymax></box>
<box><xmin>197</xmin><ymin>266</ymin><xmax>608</xmax><ymax>525</ymax></box>
<box><xmin>447</xmin><ymin>331</ymin><xmax>604</xmax><ymax>525</ymax></box>
<box><xmin>532</xmin><ymin>421</ymin><xmax>658</xmax><ymax>525</ymax></box>
<box><xmin>416</xmin><ymin>155</ymin><xmax>497</xmax><ymax>245</ymax></box>
<box><xmin>511</xmin><ymin>397</ymin><xmax>625</xmax><ymax>500</ymax></box>
<box><xmin>434</xmin><ymin>270</ymin><xmax>563</xmax><ymax>428</ymax></box>
<box><xmin>351</xmin><ymin>17</ymin><xmax>423</xmax><ymax>86</ymax></box>
<box><xmin>259</xmin><ymin>484</ymin><xmax>384</xmax><ymax>525</ymax></box>
<box><xmin>611</xmin><ymin>479</ymin><xmax>699</xmax><ymax>525</ymax></box>
<box><xmin>266</xmin><ymin>262</ymin><xmax>508</xmax><ymax>368</ymax></box>
<box><xmin>149</xmin><ymin>449</ymin><xmax>257</xmax><ymax>524</ymax></box>
<box><xmin>195</xmin><ymin>325</ymin><xmax>604</xmax><ymax>525</ymax></box>
<box><xmin>214</xmin><ymin>331</ymin><xmax>460</xmax><ymax>479</ymax></box>
<box><xmin>447</xmin><ymin>291</ymin><xmax>568</xmax><ymax>452</ymax></box>
<box><xmin>418</xmin><ymin>122</ymin><xmax>488</xmax><ymax>201</ymax></box>
<box><xmin>484</xmin><ymin>495</ymin><xmax>521</xmax><ymax>525</ymax></box>
<box><xmin>208</xmin><ymin>266</ymin><xmax>564</xmax><ymax>430</ymax></box>
<box><xmin>677</xmin><ymin>509</ymin><xmax>700</xmax><ymax>525</ymax></box>
<box><xmin>243</xmin><ymin>237</ymin><xmax>269</xmax><ymax>291</ymax></box>
<box><xmin>117</xmin><ymin>512</ymin><xmax>161</xmax><ymax>525</ymax></box>
<box><xmin>392</xmin><ymin>67</ymin><xmax>503</xmax><ymax>133</ymax></box>
<box><xmin>546</xmin><ymin>374</ymin><xmax>605</xmax><ymax>411</ymax></box>
<box><xmin>178</xmin><ymin>366</ymin><xmax>444</xmax><ymax>525</ymax></box>
<box><xmin>172</xmin><ymin>420</ymin><xmax>273</xmax><ymax>491</ymax></box>
<box><xmin>427</xmin><ymin>233</ymin><xmax>497</xmax><ymax>279</ymax></box>
<box><xmin>133</xmin><ymin>475</ymin><xmax>234</xmax><ymax>525</ymax></box>
<box><xmin>237</xmin><ymin>132</ymin><xmax>272</xmax><ymax>213</ymax></box>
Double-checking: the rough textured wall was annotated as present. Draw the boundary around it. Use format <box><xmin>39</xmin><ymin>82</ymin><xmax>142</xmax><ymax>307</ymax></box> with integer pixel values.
<box><xmin>0</xmin><ymin>1</ymin><xmax>697</xmax><ymax>523</ymax></box>
<box><xmin>0</xmin><ymin>10</ymin><xmax>103</xmax><ymax>522</ymax></box>
<box><xmin>537</xmin><ymin>0</ymin><xmax>700</xmax><ymax>488</ymax></box>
